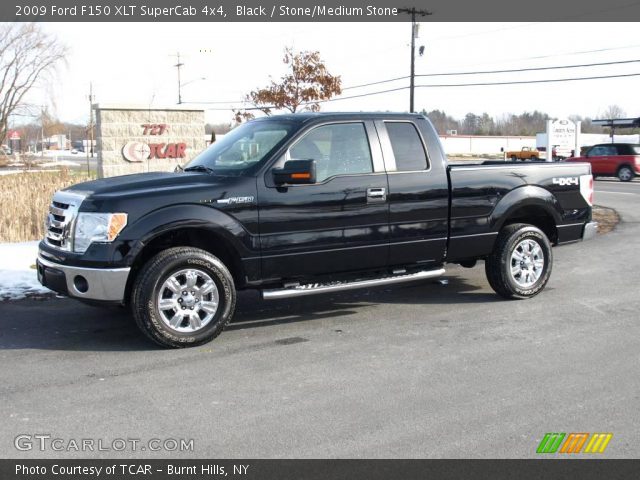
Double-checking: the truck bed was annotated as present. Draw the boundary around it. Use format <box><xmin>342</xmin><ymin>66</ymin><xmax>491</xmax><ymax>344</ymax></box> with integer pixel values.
<box><xmin>446</xmin><ymin>161</ymin><xmax>592</xmax><ymax>261</ymax></box>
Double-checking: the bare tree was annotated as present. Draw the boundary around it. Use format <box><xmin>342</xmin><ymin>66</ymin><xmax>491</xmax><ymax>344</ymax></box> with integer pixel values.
<box><xmin>602</xmin><ymin>104</ymin><xmax>626</xmax><ymax>120</ymax></box>
<box><xmin>234</xmin><ymin>47</ymin><xmax>341</xmax><ymax>122</ymax></box>
<box><xmin>0</xmin><ymin>23</ymin><xmax>67</xmax><ymax>144</ymax></box>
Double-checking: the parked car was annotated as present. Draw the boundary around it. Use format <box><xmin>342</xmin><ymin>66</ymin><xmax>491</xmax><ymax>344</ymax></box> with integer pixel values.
<box><xmin>37</xmin><ymin>113</ymin><xmax>596</xmax><ymax>348</ymax></box>
<box><xmin>565</xmin><ymin>143</ymin><xmax>640</xmax><ymax>181</ymax></box>
<box><xmin>0</xmin><ymin>150</ymin><xmax>8</xmax><ymax>168</ymax></box>
<box><xmin>506</xmin><ymin>146</ymin><xmax>540</xmax><ymax>161</ymax></box>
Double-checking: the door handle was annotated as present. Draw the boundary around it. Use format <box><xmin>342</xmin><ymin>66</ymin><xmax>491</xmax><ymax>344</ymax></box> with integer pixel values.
<box><xmin>367</xmin><ymin>187</ymin><xmax>386</xmax><ymax>202</ymax></box>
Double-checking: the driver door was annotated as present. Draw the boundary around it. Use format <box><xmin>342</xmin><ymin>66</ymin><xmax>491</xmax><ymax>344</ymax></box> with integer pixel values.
<box><xmin>257</xmin><ymin>121</ymin><xmax>390</xmax><ymax>281</ymax></box>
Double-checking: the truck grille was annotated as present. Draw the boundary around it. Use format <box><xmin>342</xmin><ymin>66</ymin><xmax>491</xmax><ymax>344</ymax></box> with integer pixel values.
<box><xmin>44</xmin><ymin>191</ymin><xmax>86</xmax><ymax>251</ymax></box>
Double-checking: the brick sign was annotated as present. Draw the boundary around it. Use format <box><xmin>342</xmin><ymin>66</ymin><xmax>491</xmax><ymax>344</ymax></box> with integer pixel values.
<box><xmin>94</xmin><ymin>104</ymin><xmax>206</xmax><ymax>178</ymax></box>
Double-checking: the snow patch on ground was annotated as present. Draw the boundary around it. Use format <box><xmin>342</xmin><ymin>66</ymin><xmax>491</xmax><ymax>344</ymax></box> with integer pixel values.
<box><xmin>41</xmin><ymin>160</ymin><xmax>82</xmax><ymax>168</ymax></box>
<box><xmin>0</xmin><ymin>169</ymin><xmax>60</xmax><ymax>176</ymax></box>
<box><xmin>0</xmin><ymin>241</ymin><xmax>52</xmax><ymax>300</ymax></box>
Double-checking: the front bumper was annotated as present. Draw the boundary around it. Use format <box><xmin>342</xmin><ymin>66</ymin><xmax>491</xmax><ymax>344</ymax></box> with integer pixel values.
<box><xmin>37</xmin><ymin>254</ymin><xmax>131</xmax><ymax>303</ymax></box>
<box><xmin>582</xmin><ymin>221</ymin><xmax>598</xmax><ymax>241</ymax></box>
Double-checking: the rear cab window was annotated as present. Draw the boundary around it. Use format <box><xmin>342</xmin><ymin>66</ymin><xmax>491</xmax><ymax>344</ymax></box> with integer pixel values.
<box><xmin>385</xmin><ymin>122</ymin><xmax>429</xmax><ymax>171</ymax></box>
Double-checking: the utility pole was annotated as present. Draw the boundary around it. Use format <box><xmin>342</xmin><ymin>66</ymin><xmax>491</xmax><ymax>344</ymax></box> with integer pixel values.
<box><xmin>40</xmin><ymin>105</ymin><xmax>46</xmax><ymax>158</ymax></box>
<box><xmin>398</xmin><ymin>7</ymin><xmax>432</xmax><ymax>113</ymax></box>
<box><xmin>172</xmin><ymin>52</ymin><xmax>184</xmax><ymax>104</ymax></box>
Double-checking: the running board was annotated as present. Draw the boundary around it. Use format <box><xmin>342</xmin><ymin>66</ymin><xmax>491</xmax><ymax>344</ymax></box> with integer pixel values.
<box><xmin>261</xmin><ymin>268</ymin><xmax>445</xmax><ymax>300</ymax></box>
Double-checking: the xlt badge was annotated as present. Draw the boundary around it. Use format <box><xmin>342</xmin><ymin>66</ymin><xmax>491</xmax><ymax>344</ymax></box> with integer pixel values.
<box><xmin>216</xmin><ymin>196</ymin><xmax>255</xmax><ymax>205</ymax></box>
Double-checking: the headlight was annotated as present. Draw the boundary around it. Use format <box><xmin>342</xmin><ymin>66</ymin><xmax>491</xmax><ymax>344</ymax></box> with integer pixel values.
<box><xmin>74</xmin><ymin>213</ymin><xmax>128</xmax><ymax>253</ymax></box>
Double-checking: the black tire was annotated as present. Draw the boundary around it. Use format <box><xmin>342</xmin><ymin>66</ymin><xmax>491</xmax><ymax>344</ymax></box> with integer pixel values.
<box><xmin>530</xmin><ymin>155</ymin><xmax>538</xmax><ymax>161</ymax></box>
<box><xmin>617</xmin><ymin>165</ymin><xmax>634</xmax><ymax>182</ymax></box>
<box><xmin>511</xmin><ymin>155</ymin><xmax>518</xmax><ymax>161</ymax></box>
<box><xmin>485</xmin><ymin>223</ymin><xmax>553</xmax><ymax>299</ymax></box>
<box><xmin>131</xmin><ymin>247</ymin><xmax>236</xmax><ymax>348</ymax></box>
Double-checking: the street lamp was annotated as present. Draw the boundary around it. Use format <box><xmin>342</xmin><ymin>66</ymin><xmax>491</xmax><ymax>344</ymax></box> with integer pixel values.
<box><xmin>180</xmin><ymin>77</ymin><xmax>207</xmax><ymax>104</ymax></box>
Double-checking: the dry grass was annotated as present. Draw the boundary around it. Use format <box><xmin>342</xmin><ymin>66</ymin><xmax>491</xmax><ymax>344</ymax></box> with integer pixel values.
<box><xmin>593</xmin><ymin>206</ymin><xmax>620</xmax><ymax>234</ymax></box>
<box><xmin>0</xmin><ymin>170</ymin><xmax>92</xmax><ymax>243</ymax></box>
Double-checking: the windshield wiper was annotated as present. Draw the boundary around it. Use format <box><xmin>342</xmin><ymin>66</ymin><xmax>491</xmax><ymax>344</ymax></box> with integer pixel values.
<box><xmin>184</xmin><ymin>165</ymin><xmax>216</xmax><ymax>174</ymax></box>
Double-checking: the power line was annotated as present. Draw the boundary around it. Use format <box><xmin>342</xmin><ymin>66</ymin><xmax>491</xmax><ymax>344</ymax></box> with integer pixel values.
<box><xmin>187</xmin><ymin>71</ymin><xmax>640</xmax><ymax>111</ymax></box>
<box><xmin>319</xmin><ymin>86</ymin><xmax>408</xmax><ymax>103</ymax></box>
<box><xmin>342</xmin><ymin>75</ymin><xmax>408</xmax><ymax>91</ymax></box>
<box><xmin>416</xmin><ymin>58</ymin><xmax>640</xmax><ymax>78</ymax></box>
<box><xmin>415</xmin><ymin>71</ymin><xmax>640</xmax><ymax>88</ymax></box>
<box><xmin>340</xmin><ymin>58</ymin><xmax>640</xmax><ymax>92</ymax></box>
<box><xmin>315</xmin><ymin>72</ymin><xmax>640</xmax><ymax>104</ymax></box>
<box><xmin>441</xmin><ymin>43</ymin><xmax>640</xmax><ymax>70</ymax></box>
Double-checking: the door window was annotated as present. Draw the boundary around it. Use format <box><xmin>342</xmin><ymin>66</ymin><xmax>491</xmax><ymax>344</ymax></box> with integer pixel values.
<box><xmin>386</xmin><ymin>122</ymin><xmax>429</xmax><ymax>171</ymax></box>
<box><xmin>588</xmin><ymin>145</ymin><xmax>616</xmax><ymax>156</ymax></box>
<box><xmin>288</xmin><ymin>123</ymin><xmax>373</xmax><ymax>182</ymax></box>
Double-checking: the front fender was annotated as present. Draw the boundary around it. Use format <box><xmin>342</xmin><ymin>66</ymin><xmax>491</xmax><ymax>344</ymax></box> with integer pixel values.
<box><xmin>120</xmin><ymin>204</ymin><xmax>258</xmax><ymax>263</ymax></box>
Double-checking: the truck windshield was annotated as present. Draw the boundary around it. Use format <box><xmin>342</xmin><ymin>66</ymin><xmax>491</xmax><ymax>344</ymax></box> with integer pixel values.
<box><xmin>185</xmin><ymin>120</ymin><xmax>295</xmax><ymax>175</ymax></box>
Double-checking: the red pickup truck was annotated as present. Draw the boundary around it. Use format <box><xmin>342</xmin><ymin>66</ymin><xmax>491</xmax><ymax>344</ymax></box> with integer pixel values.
<box><xmin>566</xmin><ymin>143</ymin><xmax>640</xmax><ymax>181</ymax></box>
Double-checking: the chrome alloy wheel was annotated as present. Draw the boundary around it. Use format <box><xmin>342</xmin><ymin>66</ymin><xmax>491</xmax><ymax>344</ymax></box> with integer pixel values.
<box><xmin>156</xmin><ymin>268</ymin><xmax>219</xmax><ymax>333</ymax></box>
<box><xmin>510</xmin><ymin>239</ymin><xmax>545</xmax><ymax>288</ymax></box>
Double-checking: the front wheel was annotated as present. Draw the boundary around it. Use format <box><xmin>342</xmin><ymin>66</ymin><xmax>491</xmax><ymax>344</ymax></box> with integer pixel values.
<box><xmin>131</xmin><ymin>247</ymin><xmax>236</xmax><ymax>348</ymax></box>
<box><xmin>485</xmin><ymin>223</ymin><xmax>552</xmax><ymax>299</ymax></box>
<box><xmin>618</xmin><ymin>166</ymin><xmax>634</xmax><ymax>182</ymax></box>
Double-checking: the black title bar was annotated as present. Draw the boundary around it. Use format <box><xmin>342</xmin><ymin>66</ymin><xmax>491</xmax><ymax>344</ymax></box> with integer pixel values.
<box><xmin>3</xmin><ymin>0</ymin><xmax>640</xmax><ymax>22</ymax></box>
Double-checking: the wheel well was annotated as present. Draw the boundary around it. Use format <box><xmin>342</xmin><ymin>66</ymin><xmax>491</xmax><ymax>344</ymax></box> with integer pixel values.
<box><xmin>617</xmin><ymin>163</ymin><xmax>633</xmax><ymax>172</ymax></box>
<box><xmin>124</xmin><ymin>228</ymin><xmax>245</xmax><ymax>304</ymax></box>
<box><xmin>502</xmin><ymin>206</ymin><xmax>558</xmax><ymax>243</ymax></box>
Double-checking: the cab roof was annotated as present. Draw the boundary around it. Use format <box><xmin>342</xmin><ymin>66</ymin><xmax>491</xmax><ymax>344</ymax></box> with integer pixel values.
<box><xmin>253</xmin><ymin>112</ymin><xmax>427</xmax><ymax>124</ymax></box>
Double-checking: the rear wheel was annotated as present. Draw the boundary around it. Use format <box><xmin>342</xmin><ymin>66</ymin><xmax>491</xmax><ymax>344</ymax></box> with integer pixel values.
<box><xmin>131</xmin><ymin>247</ymin><xmax>236</xmax><ymax>348</ymax></box>
<box><xmin>511</xmin><ymin>155</ymin><xmax>518</xmax><ymax>161</ymax></box>
<box><xmin>617</xmin><ymin>165</ymin><xmax>634</xmax><ymax>182</ymax></box>
<box><xmin>485</xmin><ymin>223</ymin><xmax>552</xmax><ymax>299</ymax></box>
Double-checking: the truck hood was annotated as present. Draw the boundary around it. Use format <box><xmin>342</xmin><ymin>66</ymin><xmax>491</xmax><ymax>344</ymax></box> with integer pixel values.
<box><xmin>65</xmin><ymin>171</ymin><xmax>220</xmax><ymax>197</ymax></box>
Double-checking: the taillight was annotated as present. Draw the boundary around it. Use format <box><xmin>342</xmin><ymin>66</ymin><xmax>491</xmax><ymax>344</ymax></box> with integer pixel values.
<box><xmin>580</xmin><ymin>174</ymin><xmax>593</xmax><ymax>206</ymax></box>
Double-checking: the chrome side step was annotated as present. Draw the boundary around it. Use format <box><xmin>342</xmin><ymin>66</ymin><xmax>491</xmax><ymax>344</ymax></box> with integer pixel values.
<box><xmin>261</xmin><ymin>268</ymin><xmax>445</xmax><ymax>300</ymax></box>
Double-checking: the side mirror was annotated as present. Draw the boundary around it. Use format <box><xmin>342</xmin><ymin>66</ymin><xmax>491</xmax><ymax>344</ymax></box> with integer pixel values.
<box><xmin>272</xmin><ymin>159</ymin><xmax>316</xmax><ymax>185</ymax></box>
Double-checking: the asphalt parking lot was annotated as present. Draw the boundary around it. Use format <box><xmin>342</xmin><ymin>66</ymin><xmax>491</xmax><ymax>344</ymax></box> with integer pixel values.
<box><xmin>1</xmin><ymin>178</ymin><xmax>639</xmax><ymax>459</ymax></box>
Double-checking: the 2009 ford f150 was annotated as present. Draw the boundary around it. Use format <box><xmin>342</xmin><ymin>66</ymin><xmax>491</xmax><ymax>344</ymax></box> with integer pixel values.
<box><xmin>37</xmin><ymin>113</ymin><xmax>597</xmax><ymax>347</ymax></box>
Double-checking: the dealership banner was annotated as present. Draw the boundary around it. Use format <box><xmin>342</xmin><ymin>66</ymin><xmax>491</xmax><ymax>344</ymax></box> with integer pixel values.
<box><xmin>2</xmin><ymin>459</ymin><xmax>640</xmax><ymax>479</ymax></box>
<box><xmin>3</xmin><ymin>0</ymin><xmax>640</xmax><ymax>22</ymax></box>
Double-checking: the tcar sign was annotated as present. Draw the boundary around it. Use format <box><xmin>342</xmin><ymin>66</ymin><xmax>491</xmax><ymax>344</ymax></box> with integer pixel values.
<box><xmin>122</xmin><ymin>123</ymin><xmax>187</xmax><ymax>162</ymax></box>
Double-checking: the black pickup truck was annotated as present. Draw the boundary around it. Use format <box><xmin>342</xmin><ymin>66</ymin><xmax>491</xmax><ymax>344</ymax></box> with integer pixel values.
<box><xmin>37</xmin><ymin>113</ymin><xmax>596</xmax><ymax>347</ymax></box>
